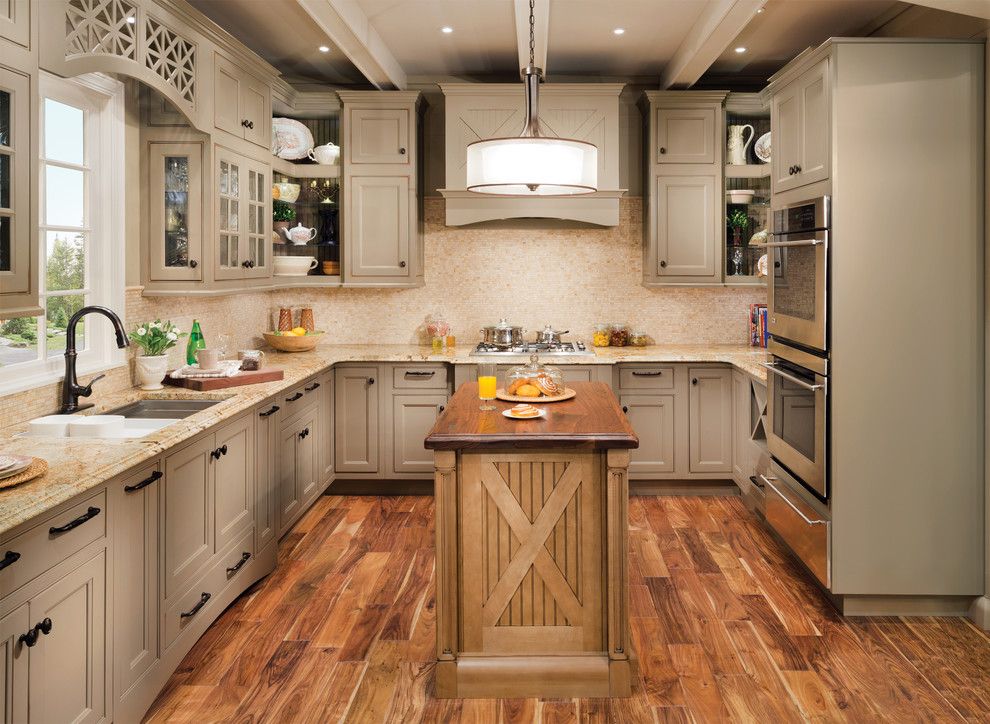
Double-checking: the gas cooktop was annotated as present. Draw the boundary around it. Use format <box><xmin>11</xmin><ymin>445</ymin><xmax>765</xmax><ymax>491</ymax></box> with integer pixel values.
<box><xmin>470</xmin><ymin>341</ymin><xmax>592</xmax><ymax>356</ymax></box>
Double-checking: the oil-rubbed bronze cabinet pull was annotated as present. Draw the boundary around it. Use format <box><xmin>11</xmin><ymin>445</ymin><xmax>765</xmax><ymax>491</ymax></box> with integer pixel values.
<box><xmin>180</xmin><ymin>592</ymin><xmax>211</xmax><ymax>619</ymax></box>
<box><xmin>124</xmin><ymin>470</ymin><xmax>163</xmax><ymax>493</ymax></box>
<box><xmin>659</xmin><ymin>147</ymin><xmax>666</xmax><ymax>154</ymax></box>
<box><xmin>18</xmin><ymin>618</ymin><xmax>52</xmax><ymax>648</ymax></box>
<box><xmin>226</xmin><ymin>552</ymin><xmax>251</xmax><ymax>577</ymax></box>
<box><xmin>286</xmin><ymin>392</ymin><xmax>304</xmax><ymax>402</ymax></box>
<box><xmin>631</xmin><ymin>371</ymin><xmax>662</xmax><ymax>376</ymax></box>
<box><xmin>189</xmin><ymin>259</ymin><xmax>198</xmax><ymax>268</ymax></box>
<box><xmin>399</xmin><ymin>147</ymin><xmax>407</xmax><ymax>155</ymax></box>
<box><xmin>0</xmin><ymin>550</ymin><xmax>21</xmax><ymax>571</ymax></box>
<box><xmin>49</xmin><ymin>507</ymin><xmax>100</xmax><ymax>536</ymax></box>
<box><xmin>622</xmin><ymin>406</ymin><xmax>629</xmax><ymax>413</ymax></box>
<box><xmin>259</xmin><ymin>405</ymin><xmax>279</xmax><ymax>418</ymax></box>
<box><xmin>405</xmin><ymin>370</ymin><xmax>435</xmax><ymax>377</ymax></box>
<box><xmin>305</xmin><ymin>382</ymin><xmax>321</xmax><ymax>392</ymax></box>
<box><xmin>691</xmin><ymin>378</ymin><xmax>699</xmax><ymax>385</ymax></box>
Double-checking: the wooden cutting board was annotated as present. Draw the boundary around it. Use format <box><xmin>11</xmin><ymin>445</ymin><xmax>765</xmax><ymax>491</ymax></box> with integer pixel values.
<box><xmin>163</xmin><ymin>367</ymin><xmax>284</xmax><ymax>391</ymax></box>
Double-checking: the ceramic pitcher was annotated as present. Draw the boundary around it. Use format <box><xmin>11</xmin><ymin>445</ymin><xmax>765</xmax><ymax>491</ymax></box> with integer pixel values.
<box><xmin>727</xmin><ymin>124</ymin><xmax>755</xmax><ymax>165</ymax></box>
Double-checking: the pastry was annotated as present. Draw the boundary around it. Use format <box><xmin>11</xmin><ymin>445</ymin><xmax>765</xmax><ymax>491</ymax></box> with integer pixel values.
<box><xmin>510</xmin><ymin>404</ymin><xmax>541</xmax><ymax>418</ymax></box>
<box><xmin>515</xmin><ymin>383</ymin><xmax>541</xmax><ymax>398</ymax></box>
<box><xmin>533</xmin><ymin>374</ymin><xmax>560</xmax><ymax>396</ymax></box>
<box><xmin>507</xmin><ymin>377</ymin><xmax>532</xmax><ymax>395</ymax></box>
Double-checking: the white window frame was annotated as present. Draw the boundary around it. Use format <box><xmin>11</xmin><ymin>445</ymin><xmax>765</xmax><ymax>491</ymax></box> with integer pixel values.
<box><xmin>0</xmin><ymin>72</ymin><xmax>125</xmax><ymax>395</ymax></box>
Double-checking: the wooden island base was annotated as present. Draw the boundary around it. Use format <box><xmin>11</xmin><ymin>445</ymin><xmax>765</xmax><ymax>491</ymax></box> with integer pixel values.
<box><xmin>426</xmin><ymin>382</ymin><xmax>639</xmax><ymax>699</ymax></box>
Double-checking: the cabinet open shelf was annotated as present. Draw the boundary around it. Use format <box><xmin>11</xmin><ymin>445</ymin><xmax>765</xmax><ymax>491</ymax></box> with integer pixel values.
<box><xmin>272</xmin><ymin>157</ymin><xmax>340</xmax><ymax>179</ymax></box>
<box><xmin>725</xmin><ymin>163</ymin><xmax>770</xmax><ymax>179</ymax></box>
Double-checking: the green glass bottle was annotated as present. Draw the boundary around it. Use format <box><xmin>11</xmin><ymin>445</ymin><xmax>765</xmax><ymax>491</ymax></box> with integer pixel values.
<box><xmin>186</xmin><ymin>320</ymin><xmax>205</xmax><ymax>365</ymax></box>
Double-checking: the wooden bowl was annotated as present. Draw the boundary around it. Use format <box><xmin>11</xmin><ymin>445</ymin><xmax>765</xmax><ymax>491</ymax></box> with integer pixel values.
<box><xmin>263</xmin><ymin>331</ymin><xmax>323</xmax><ymax>352</ymax></box>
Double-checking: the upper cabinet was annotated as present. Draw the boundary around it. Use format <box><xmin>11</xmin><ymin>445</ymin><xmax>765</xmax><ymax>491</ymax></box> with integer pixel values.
<box><xmin>213</xmin><ymin>55</ymin><xmax>270</xmax><ymax>150</ymax></box>
<box><xmin>147</xmin><ymin>141</ymin><xmax>204</xmax><ymax>281</ymax></box>
<box><xmin>0</xmin><ymin>0</ymin><xmax>31</xmax><ymax>58</ymax></box>
<box><xmin>214</xmin><ymin>146</ymin><xmax>270</xmax><ymax>281</ymax></box>
<box><xmin>770</xmin><ymin>58</ymin><xmax>830</xmax><ymax>194</ymax></box>
<box><xmin>338</xmin><ymin>91</ymin><xmax>422</xmax><ymax>288</ymax></box>
<box><xmin>656</xmin><ymin>108</ymin><xmax>716</xmax><ymax>164</ymax></box>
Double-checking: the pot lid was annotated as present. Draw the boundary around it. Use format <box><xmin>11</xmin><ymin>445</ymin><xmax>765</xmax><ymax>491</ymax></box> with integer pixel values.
<box><xmin>494</xmin><ymin>318</ymin><xmax>516</xmax><ymax>330</ymax></box>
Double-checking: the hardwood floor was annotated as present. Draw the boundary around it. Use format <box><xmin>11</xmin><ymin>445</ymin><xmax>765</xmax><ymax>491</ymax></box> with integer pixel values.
<box><xmin>144</xmin><ymin>494</ymin><xmax>990</xmax><ymax>723</ymax></box>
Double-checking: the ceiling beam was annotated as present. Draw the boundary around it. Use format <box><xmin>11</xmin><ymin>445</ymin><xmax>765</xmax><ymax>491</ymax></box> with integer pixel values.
<box><xmin>515</xmin><ymin>0</ymin><xmax>549</xmax><ymax>74</ymax></box>
<box><xmin>296</xmin><ymin>0</ymin><xmax>406</xmax><ymax>90</ymax></box>
<box><xmin>903</xmin><ymin>0</ymin><xmax>990</xmax><ymax>20</ymax></box>
<box><xmin>659</xmin><ymin>0</ymin><xmax>766</xmax><ymax>89</ymax></box>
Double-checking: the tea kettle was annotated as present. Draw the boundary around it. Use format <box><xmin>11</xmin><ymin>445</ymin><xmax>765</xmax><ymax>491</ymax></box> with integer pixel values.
<box><xmin>281</xmin><ymin>223</ymin><xmax>317</xmax><ymax>245</ymax></box>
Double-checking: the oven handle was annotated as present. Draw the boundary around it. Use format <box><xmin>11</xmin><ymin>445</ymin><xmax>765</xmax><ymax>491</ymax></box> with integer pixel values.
<box><xmin>762</xmin><ymin>362</ymin><xmax>827</xmax><ymax>392</ymax></box>
<box><xmin>763</xmin><ymin>238</ymin><xmax>825</xmax><ymax>248</ymax></box>
<box><xmin>761</xmin><ymin>476</ymin><xmax>827</xmax><ymax>526</ymax></box>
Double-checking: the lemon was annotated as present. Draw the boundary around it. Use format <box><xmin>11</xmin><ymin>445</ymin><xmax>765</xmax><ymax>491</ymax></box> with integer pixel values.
<box><xmin>290</xmin><ymin>326</ymin><xmax>307</xmax><ymax>336</ymax></box>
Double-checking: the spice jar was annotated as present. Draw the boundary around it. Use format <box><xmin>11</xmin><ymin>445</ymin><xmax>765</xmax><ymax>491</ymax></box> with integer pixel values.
<box><xmin>629</xmin><ymin>331</ymin><xmax>650</xmax><ymax>347</ymax></box>
<box><xmin>592</xmin><ymin>324</ymin><xmax>610</xmax><ymax>347</ymax></box>
<box><xmin>608</xmin><ymin>323</ymin><xmax>629</xmax><ymax>347</ymax></box>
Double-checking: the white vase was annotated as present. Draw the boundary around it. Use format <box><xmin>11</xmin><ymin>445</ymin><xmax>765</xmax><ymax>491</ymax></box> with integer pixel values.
<box><xmin>135</xmin><ymin>354</ymin><xmax>169</xmax><ymax>391</ymax></box>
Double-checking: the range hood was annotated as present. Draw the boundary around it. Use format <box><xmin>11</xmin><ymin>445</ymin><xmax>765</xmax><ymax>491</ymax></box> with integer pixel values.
<box><xmin>438</xmin><ymin>83</ymin><xmax>627</xmax><ymax>226</ymax></box>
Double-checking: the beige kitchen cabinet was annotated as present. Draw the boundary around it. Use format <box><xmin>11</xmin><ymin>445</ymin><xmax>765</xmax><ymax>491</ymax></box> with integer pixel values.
<box><xmin>214</xmin><ymin>413</ymin><xmax>254</xmax><ymax>551</ymax></box>
<box><xmin>771</xmin><ymin>57</ymin><xmax>829</xmax><ymax>193</ymax></box>
<box><xmin>112</xmin><ymin>462</ymin><xmax>161</xmax><ymax>711</ymax></box>
<box><xmin>147</xmin><ymin>141</ymin><xmax>204</xmax><ymax>281</ymax></box>
<box><xmin>214</xmin><ymin>146</ymin><xmax>271</xmax><ymax>282</ymax></box>
<box><xmin>162</xmin><ymin>435</ymin><xmax>214</xmax><ymax>600</ymax></box>
<box><xmin>26</xmin><ymin>550</ymin><xmax>107</xmax><ymax>724</ymax></box>
<box><xmin>391</xmin><ymin>394</ymin><xmax>447</xmax><ymax>474</ymax></box>
<box><xmin>347</xmin><ymin>175</ymin><xmax>413</xmax><ymax>281</ymax></box>
<box><xmin>641</xmin><ymin>92</ymin><xmax>726</xmax><ymax>287</ymax></box>
<box><xmin>620</xmin><ymin>394</ymin><xmax>676</xmax><ymax>475</ymax></box>
<box><xmin>334</xmin><ymin>365</ymin><xmax>381</xmax><ymax>475</ymax></box>
<box><xmin>213</xmin><ymin>55</ymin><xmax>271</xmax><ymax>149</ymax></box>
<box><xmin>652</xmin><ymin>173</ymin><xmax>717</xmax><ymax>278</ymax></box>
<box><xmin>0</xmin><ymin>603</ymin><xmax>28</xmax><ymax>723</ymax></box>
<box><xmin>655</xmin><ymin>107</ymin><xmax>716</xmax><ymax>164</ymax></box>
<box><xmin>0</xmin><ymin>0</ymin><xmax>29</xmax><ymax>52</ymax></box>
<box><xmin>347</xmin><ymin>108</ymin><xmax>411</xmax><ymax>165</ymax></box>
<box><xmin>0</xmin><ymin>64</ymin><xmax>39</xmax><ymax>317</ymax></box>
<box><xmin>317</xmin><ymin>371</ymin><xmax>335</xmax><ymax>486</ymax></box>
<box><xmin>277</xmin><ymin>406</ymin><xmax>319</xmax><ymax>537</ymax></box>
<box><xmin>688</xmin><ymin>367</ymin><xmax>733</xmax><ymax>473</ymax></box>
<box><xmin>255</xmin><ymin>400</ymin><xmax>280</xmax><ymax>551</ymax></box>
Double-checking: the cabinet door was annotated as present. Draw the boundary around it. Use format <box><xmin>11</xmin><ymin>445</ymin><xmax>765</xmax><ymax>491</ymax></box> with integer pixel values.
<box><xmin>621</xmin><ymin>394</ymin><xmax>676</xmax><ymax>475</ymax></box>
<box><xmin>215</xmin><ymin>414</ymin><xmax>254</xmax><ymax>551</ymax></box>
<box><xmin>215</xmin><ymin>147</ymin><xmax>243</xmax><ymax>280</ymax></box>
<box><xmin>0</xmin><ymin>603</ymin><xmax>28</xmax><ymax>724</ymax></box>
<box><xmin>163</xmin><ymin>435</ymin><xmax>215</xmax><ymax>599</ymax></box>
<box><xmin>148</xmin><ymin>142</ymin><xmax>203</xmax><ymax>281</ymax></box>
<box><xmin>771</xmin><ymin>79</ymin><xmax>803</xmax><ymax>192</ymax></box>
<box><xmin>0</xmin><ymin>67</ymin><xmax>33</xmax><ymax>303</ymax></box>
<box><xmin>334</xmin><ymin>366</ymin><xmax>380</xmax><ymax>474</ymax></box>
<box><xmin>113</xmin><ymin>463</ymin><xmax>160</xmax><ymax>703</ymax></box>
<box><xmin>213</xmin><ymin>56</ymin><xmax>243</xmax><ymax>138</ymax></box>
<box><xmin>243</xmin><ymin>160</ymin><xmax>270</xmax><ymax>278</ymax></box>
<box><xmin>27</xmin><ymin>551</ymin><xmax>107</xmax><ymax>724</ymax></box>
<box><xmin>255</xmin><ymin>402</ymin><xmax>279</xmax><ymax>550</ymax></box>
<box><xmin>654</xmin><ymin>174</ymin><xmax>716</xmax><ymax>278</ymax></box>
<box><xmin>240</xmin><ymin>76</ymin><xmax>271</xmax><ymax>149</ymax></box>
<box><xmin>347</xmin><ymin>176</ymin><xmax>411</xmax><ymax>279</ymax></box>
<box><xmin>295</xmin><ymin>407</ymin><xmax>320</xmax><ymax>507</ymax></box>
<box><xmin>689</xmin><ymin>368</ymin><xmax>733</xmax><ymax>473</ymax></box>
<box><xmin>0</xmin><ymin>0</ymin><xmax>29</xmax><ymax>50</ymax></box>
<box><xmin>656</xmin><ymin>108</ymin><xmax>715</xmax><ymax>164</ymax></box>
<box><xmin>318</xmin><ymin>371</ymin><xmax>334</xmax><ymax>486</ymax></box>
<box><xmin>391</xmin><ymin>394</ymin><xmax>446</xmax><ymax>474</ymax></box>
<box><xmin>798</xmin><ymin>59</ymin><xmax>830</xmax><ymax>188</ymax></box>
<box><xmin>348</xmin><ymin>108</ymin><xmax>410</xmax><ymax>165</ymax></box>
<box><xmin>731</xmin><ymin>370</ymin><xmax>750</xmax><ymax>484</ymax></box>
<box><xmin>276</xmin><ymin>416</ymin><xmax>302</xmax><ymax>537</ymax></box>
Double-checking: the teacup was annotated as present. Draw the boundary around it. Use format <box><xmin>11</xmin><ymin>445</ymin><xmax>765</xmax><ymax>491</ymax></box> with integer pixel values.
<box><xmin>308</xmin><ymin>143</ymin><xmax>340</xmax><ymax>166</ymax></box>
<box><xmin>196</xmin><ymin>348</ymin><xmax>219</xmax><ymax>370</ymax></box>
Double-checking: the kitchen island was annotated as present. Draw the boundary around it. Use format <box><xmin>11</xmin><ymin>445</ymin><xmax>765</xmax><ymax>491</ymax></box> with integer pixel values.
<box><xmin>425</xmin><ymin>381</ymin><xmax>639</xmax><ymax>698</ymax></box>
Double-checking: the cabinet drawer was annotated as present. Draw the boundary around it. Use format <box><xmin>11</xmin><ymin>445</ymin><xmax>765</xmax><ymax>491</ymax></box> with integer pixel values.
<box><xmin>618</xmin><ymin>366</ymin><xmax>675</xmax><ymax>391</ymax></box>
<box><xmin>763</xmin><ymin>466</ymin><xmax>830</xmax><ymax>588</ymax></box>
<box><xmin>0</xmin><ymin>490</ymin><xmax>107</xmax><ymax>596</ymax></box>
<box><xmin>163</xmin><ymin>527</ymin><xmax>255</xmax><ymax>650</ymax></box>
<box><xmin>392</xmin><ymin>364</ymin><xmax>449</xmax><ymax>390</ymax></box>
<box><xmin>281</xmin><ymin>380</ymin><xmax>320</xmax><ymax>415</ymax></box>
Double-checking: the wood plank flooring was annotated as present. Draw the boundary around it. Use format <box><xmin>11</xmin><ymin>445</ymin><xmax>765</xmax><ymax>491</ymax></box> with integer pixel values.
<box><xmin>144</xmin><ymin>495</ymin><xmax>990</xmax><ymax>723</ymax></box>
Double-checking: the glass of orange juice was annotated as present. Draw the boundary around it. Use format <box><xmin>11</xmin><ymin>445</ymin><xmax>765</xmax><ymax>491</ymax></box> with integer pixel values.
<box><xmin>477</xmin><ymin>362</ymin><xmax>497</xmax><ymax>411</ymax></box>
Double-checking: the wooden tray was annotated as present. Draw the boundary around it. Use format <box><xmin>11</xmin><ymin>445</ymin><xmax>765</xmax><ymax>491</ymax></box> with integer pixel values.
<box><xmin>0</xmin><ymin>458</ymin><xmax>48</xmax><ymax>491</ymax></box>
<box><xmin>164</xmin><ymin>367</ymin><xmax>284</xmax><ymax>391</ymax></box>
<box><xmin>495</xmin><ymin>387</ymin><xmax>576</xmax><ymax>403</ymax></box>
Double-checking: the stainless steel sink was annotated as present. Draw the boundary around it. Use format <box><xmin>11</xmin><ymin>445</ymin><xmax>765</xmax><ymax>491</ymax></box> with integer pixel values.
<box><xmin>106</xmin><ymin>399</ymin><xmax>220</xmax><ymax>420</ymax></box>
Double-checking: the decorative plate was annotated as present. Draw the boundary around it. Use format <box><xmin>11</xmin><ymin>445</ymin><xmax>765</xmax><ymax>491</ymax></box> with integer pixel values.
<box><xmin>757</xmin><ymin>253</ymin><xmax>769</xmax><ymax>277</ymax></box>
<box><xmin>502</xmin><ymin>407</ymin><xmax>547</xmax><ymax>420</ymax></box>
<box><xmin>496</xmin><ymin>387</ymin><xmax>577</xmax><ymax>403</ymax></box>
<box><xmin>271</xmin><ymin>118</ymin><xmax>315</xmax><ymax>160</ymax></box>
<box><xmin>754</xmin><ymin>132</ymin><xmax>771</xmax><ymax>164</ymax></box>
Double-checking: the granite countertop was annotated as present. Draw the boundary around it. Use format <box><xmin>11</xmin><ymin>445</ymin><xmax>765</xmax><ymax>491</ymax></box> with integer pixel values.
<box><xmin>0</xmin><ymin>344</ymin><xmax>767</xmax><ymax>536</ymax></box>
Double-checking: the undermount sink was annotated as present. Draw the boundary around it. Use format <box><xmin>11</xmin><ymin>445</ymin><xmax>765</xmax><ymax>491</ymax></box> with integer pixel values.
<box><xmin>105</xmin><ymin>399</ymin><xmax>220</xmax><ymax>419</ymax></box>
<box><xmin>23</xmin><ymin>399</ymin><xmax>220</xmax><ymax>440</ymax></box>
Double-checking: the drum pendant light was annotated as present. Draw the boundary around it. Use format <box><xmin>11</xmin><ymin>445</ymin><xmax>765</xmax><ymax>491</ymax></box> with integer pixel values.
<box><xmin>465</xmin><ymin>0</ymin><xmax>598</xmax><ymax>196</ymax></box>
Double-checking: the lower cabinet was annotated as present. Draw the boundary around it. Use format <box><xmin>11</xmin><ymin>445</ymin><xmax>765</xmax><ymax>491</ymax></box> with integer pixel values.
<box><xmin>688</xmin><ymin>367</ymin><xmax>733</xmax><ymax>473</ymax></box>
<box><xmin>318</xmin><ymin>369</ymin><xmax>335</xmax><ymax>486</ymax></box>
<box><xmin>255</xmin><ymin>400</ymin><xmax>280</xmax><ymax>551</ymax></box>
<box><xmin>620</xmin><ymin>394</ymin><xmax>676</xmax><ymax>475</ymax></box>
<box><xmin>162</xmin><ymin>435</ymin><xmax>215</xmax><ymax>601</ymax></box>
<box><xmin>214</xmin><ymin>414</ymin><xmax>254</xmax><ymax>551</ymax></box>
<box><xmin>0</xmin><ymin>604</ymin><xmax>28</xmax><ymax>723</ymax></box>
<box><xmin>391</xmin><ymin>394</ymin><xmax>447</xmax><ymax>474</ymax></box>
<box><xmin>334</xmin><ymin>365</ymin><xmax>380</xmax><ymax>474</ymax></box>
<box><xmin>277</xmin><ymin>404</ymin><xmax>319</xmax><ymax>537</ymax></box>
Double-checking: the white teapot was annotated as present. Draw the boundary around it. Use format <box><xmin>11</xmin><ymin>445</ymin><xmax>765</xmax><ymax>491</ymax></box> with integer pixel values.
<box><xmin>281</xmin><ymin>223</ymin><xmax>317</xmax><ymax>245</ymax></box>
<box><xmin>308</xmin><ymin>143</ymin><xmax>340</xmax><ymax>166</ymax></box>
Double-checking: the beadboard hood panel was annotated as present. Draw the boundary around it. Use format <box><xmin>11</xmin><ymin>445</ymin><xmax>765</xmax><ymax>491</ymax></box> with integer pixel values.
<box><xmin>438</xmin><ymin>83</ymin><xmax>627</xmax><ymax>226</ymax></box>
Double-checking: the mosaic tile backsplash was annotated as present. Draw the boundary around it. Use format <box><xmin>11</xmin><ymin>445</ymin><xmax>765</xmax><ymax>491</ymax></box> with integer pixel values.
<box><xmin>0</xmin><ymin>197</ymin><xmax>765</xmax><ymax>423</ymax></box>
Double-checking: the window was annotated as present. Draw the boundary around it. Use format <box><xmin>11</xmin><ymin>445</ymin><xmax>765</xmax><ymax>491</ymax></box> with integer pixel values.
<box><xmin>0</xmin><ymin>73</ymin><xmax>124</xmax><ymax>392</ymax></box>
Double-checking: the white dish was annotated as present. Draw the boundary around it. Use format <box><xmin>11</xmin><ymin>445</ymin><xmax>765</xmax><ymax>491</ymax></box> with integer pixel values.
<box><xmin>25</xmin><ymin>415</ymin><xmax>73</xmax><ymax>438</ymax></box>
<box><xmin>273</xmin><ymin>256</ymin><xmax>318</xmax><ymax>276</ymax></box>
<box><xmin>67</xmin><ymin>415</ymin><xmax>126</xmax><ymax>438</ymax></box>
<box><xmin>271</xmin><ymin>118</ymin><xmax>315</xmax><ymax>160</ymax></box>
<box><xmin>502</xmin><ymin>408</ymin><xmax>547</xmax><ymax>420</ymax></box>
<box><xmin>0</xmin><ymin>454</ymin><xmax>32</xmax><ymax>479</ymax></box>
<box><xmin>754</xmin><ymin>132</ymin><xmax>771</xmax><ymax>164</ymax></box>
<box><xmin>726</xmin><ymin>189</ymin><xmax>755</xmax><ymax>204</ymax></box>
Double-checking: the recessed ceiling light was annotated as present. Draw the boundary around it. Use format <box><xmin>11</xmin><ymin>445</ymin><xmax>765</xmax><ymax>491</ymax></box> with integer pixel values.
<box><xmin>734</xmin><ymin>46</ymin><xmax>747</xmax><ymax>53</ymax></box>
<box><xmin>318</xmin><ymin>45</ymin><xmax>330</xmax><ymax>53</ymax></box>
<box><xmin>613</xmin><ymin>28</ymin><xmax>625</xmax><ymax>35</ymax></box>
<box><xmin>756</xmin><ymin>7</ymin><xmax>764</xmax><ymax>13</ymax></box>
<box><xmin>441</xmin><ymin>26</ymin><xmax>453</xmax><ymax>34</ymax></box>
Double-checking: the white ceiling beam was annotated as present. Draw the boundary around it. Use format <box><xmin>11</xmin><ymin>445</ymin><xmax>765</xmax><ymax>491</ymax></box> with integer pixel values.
<box><xmin>515</xmin><ymin>0</ymin><xmax>549</xmax><ymax>74</ymax></box>
<box><xmin>903</xmin><ymin>0</ymin><xmax>990</xmax><ymax>20</ymax></box>
<box><xmin>296</xmin><ymin>0</ymin><xmax>406</xmax><ymax>90</ymax></box>
<box><xmin>659</xmin><ymin>0</ymin><xmax>766</xmax><ymax>89</ymax></box>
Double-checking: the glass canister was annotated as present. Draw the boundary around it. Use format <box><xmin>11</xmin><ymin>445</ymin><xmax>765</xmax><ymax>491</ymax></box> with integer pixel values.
<box><xmin>504</xmin><ymin>353</ymin><xmax>564</xmax><ymax>398</ymax></box>
<box><xmin>592</xmin><ymin>324</ymin><xmax>610</xmax><ymax>347</ymax></box>
<box><xmin>609</xmin><ymin>323</ymin><xmax>629</xmax><ymax>347</ymax></box>
<box><xmin>629</xmin><ymin>331</ymin><xmax>651</xmax><ymax>347</ymax></box>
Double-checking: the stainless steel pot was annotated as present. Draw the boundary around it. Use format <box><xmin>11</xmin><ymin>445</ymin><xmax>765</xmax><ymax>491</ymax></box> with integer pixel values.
<box><xmin>534</xmin><ymin>324</ymin><xmax>569</xmax><ymax>345</ymax></box>
<box><xmin>479</xmin><ymin>318</ymin><xmax>525</xmax><ymax>348</ymax></box>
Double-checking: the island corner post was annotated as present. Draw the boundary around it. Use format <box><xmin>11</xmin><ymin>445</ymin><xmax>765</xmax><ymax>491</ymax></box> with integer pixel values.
<box><xmin>424</xmin><ymin>381</ymin><xmax>639</xmax><ymax>699</ymax></box>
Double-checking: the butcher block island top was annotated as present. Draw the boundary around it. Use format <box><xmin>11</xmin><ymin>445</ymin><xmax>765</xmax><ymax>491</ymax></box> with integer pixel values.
<box><xmin>427</xmin><ymin>380</ymin><xmax>638</xmax><ymax>699</ymax></box>
<box><xmin>424</xmin><ymin>381</ymin><xmax>639</xmax><ymax>451</ymax></box>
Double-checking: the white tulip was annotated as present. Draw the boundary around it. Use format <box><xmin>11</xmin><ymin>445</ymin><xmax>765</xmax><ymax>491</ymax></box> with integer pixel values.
<box><xmin>166</xmin><ymin>332</ymin><xmax>177</xmax><ymax>341</ymax></box>
<box><xmin>136</xmin><ymin>327</ymin><xmax>146</xmax><ymax>336</ymax></box>
<box><xmin>152</xmin><ymin>321</ymin><xmax>162</xmax><ymax>329</ymax></box>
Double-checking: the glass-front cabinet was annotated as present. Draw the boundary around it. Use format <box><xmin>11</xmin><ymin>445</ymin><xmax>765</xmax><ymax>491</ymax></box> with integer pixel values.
<box><xmin>215</xmin><ymin>146</ymin><xmax>269</xmax><ymax>281</ymax></box>
<box><xmin>148</xmin><ymin>142</ymin><xmax>203</xmax><ymax>281</ymax></box>
<box><xmin>0</xmin><ymin>65</ymin><xmax>35</xmax><ymax>314</ymax></box>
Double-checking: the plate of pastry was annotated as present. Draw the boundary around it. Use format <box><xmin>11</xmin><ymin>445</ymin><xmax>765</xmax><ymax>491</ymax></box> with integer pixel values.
<box><xmin>496</xmin><ymin>374</ymin><xmax>576</xmax><ymax>403</ymax></box>
<box><xmin>503</xmin><ymin>404</ymin><xmax>547</xmax><ymax>420</ymax></box>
